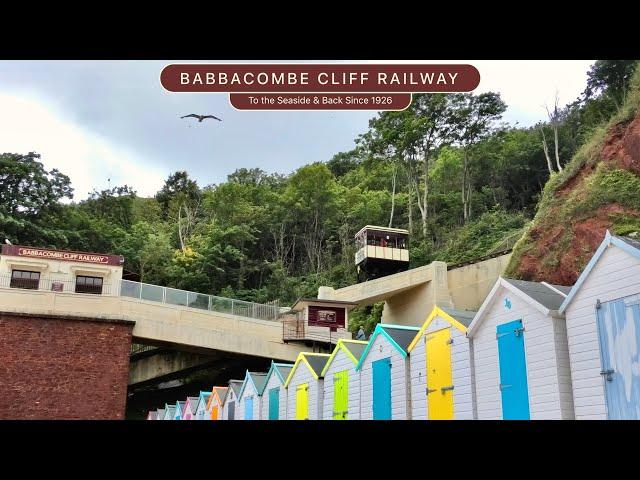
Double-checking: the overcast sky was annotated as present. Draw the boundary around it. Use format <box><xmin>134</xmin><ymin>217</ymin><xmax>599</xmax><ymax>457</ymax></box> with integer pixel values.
<box><xmin>0</xmin><ymin>60</ymin><xmax>594</xmax><ymax>200</ymax></box>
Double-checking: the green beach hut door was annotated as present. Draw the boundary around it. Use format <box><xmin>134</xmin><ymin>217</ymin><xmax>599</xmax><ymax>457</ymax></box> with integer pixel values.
<box><xmin>333</xmin><ymin>370</ymin><xmax>349</xmax><ymax>419</ymax></box>
<box><xmin>268</xmin><ymin>387</ymin><xmax>280</xmax><ymax>420</ymax></box>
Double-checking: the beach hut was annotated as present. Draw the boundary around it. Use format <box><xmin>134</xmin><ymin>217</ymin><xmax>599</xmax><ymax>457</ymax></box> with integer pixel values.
<box><xmin>408</xmin><ymin>306</ymin><xmax>476</xmax><ymax>420</ymax></box>
<box><xmin>467</xmin><ymin>277</ymin><xmax>573</xmax><ymax>420</ymax></box>
<box><xmin>146</xmin><ymin>411</ymin><xmax>158</xmax><ymax>420</ymax></box>
<box><xmin>174</xmin><ymin>400</ymin><xmax>186</xmax><ymax>420</ymax></box>
<box><xmin>163</xmin><ymin>404</ymin><xmax>175</xmax><ymax>420</ymax></box>
<box><xmin>260</xmin><ymin>361</ymin><xmax>293</xmax><ymax>420</ymax></box>
<box><xmin>182</xmin><ymin>396</ymin><xmax>199</xmax><ymax>420</ymax></box>
<box><xmin>222</xmin><ymin>380</ymin><xmax>243</xmax><ymax>420</ymax></box>
<box><xmin>156</xmin><ymin>408</ymin><xmax>165</xmax><ymax>420</ymax></box>
<box><xmin>207</xmin><ymin>387</ymin><xmax>228</xmax><ymax>420</ymax></box>
<box><xmin>195</xmin><ymin>391</ymin><xmax>211</xmax><ymax>420</ymax></box>
<box><xmin>237</xmin><ymin>371</ymin><xmax>268</xmax><ymax>420</ymax></box>
<box><xmin>559</xmin><ymin>231</ymin><xmax>640</xmax><ymax>420</ymax></box>
<box><xmin>356</xmin><ymin>323</ymin><xmax>419</xmax><ymax>420</ymax></box>
<box><xmin>321</xmin><ymin>339</ymin><xmax>367</xmax><ymax>420</ymax></box>
<box><xmin>284</xmin><ymin>352</ymin><xmax>330</xmax><ymax>420</ymax></box>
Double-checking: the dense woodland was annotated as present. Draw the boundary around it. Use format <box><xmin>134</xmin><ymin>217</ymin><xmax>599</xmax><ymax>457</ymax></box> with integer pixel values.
<box><xmin>1</xmin><ymin>60</ymin><xmax>637</xmax><ymax>333</ymax></box>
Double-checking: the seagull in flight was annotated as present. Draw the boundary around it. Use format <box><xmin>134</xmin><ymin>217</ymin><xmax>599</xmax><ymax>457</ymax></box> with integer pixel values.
<box><xmin>181</xmin><ymin>114</ymin><xmax>222</xmax><ymax>122</ymax></box>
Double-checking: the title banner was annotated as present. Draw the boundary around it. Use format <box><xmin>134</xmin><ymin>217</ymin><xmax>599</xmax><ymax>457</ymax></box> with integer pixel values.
<box><xmin>160</xmin><ymin>63</ymin><xmax>480</xmax><ymax>110</ymax></box>
<box><xmin>1</xmin><ymin>245</ymin><xmax>124</xmax><ymax>266</ymax></box>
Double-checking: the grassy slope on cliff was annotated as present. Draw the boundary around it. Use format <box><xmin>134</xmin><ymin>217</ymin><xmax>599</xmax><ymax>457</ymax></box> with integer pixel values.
<box><xmin>504</xmin><ymin>67</ymin><xmax>640</xmax><ymax>285</ymax></box>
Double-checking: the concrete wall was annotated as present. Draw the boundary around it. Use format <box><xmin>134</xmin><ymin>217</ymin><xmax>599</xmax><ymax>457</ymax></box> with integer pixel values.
<box><xmin>447</xmin><ymin>254</ymin><xmax>512</xmax><ymax>311</ymax></box>
<box><xmin>0</xmin><ymin>312</ymin><xmax>133</xmax><ymax>419</ymax></box>
<box><xmin>320</xmin><ymin>255</ymin><xmax>510</xmax><ymax>328</ymax></box>
<box><xmin>129</xmin><ymin>350</ymin><xmax>217</xmax><ymax>385</ymax></box>
<box><xmin>0</xmin><ymin>287</ymin><xmax>303</xmax><ymax>362</ymax></box>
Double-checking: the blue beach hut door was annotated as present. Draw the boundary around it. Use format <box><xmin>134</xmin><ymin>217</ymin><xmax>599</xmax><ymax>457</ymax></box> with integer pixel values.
<box><xmin>497</xmin><ymin>319</ymin><xmax>531</xmax><ymax>420</ymax></box>
<box><xmin>268</xmin><ymin>387</ymin><xmax>280</xmax><ymax>420</ymax></box>
<box><xmin>597</xmin><ymin>296</ymin><xmax>640</xmax><ymax>420</ymax></box>
<box><xmin>372</xmin><ymin>357</ymin><xmax>392</xmax><ymax>420</ymax></box>
<box><xmin>245</xmin><ymin>397</ymin><xmax>253</xmax><ymax>420</ymax></box>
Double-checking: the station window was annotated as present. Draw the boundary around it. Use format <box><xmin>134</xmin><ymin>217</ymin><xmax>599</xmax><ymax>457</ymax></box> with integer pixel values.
<box><xmin>10</xmin><ymin>270</ymin><xmax>41</xmax><ymax>290</ymax></box>
<box><xmin>75</xmin><ymin>275</ymin><xmax>103</xmax><ymax>294</ymax></box>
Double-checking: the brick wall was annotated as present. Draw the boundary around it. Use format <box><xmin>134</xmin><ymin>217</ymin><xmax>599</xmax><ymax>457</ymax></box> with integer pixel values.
<box><xmin>0</xmin><ymin>312</ymin><xmax>134</xmax><ymax>419</ymax></box>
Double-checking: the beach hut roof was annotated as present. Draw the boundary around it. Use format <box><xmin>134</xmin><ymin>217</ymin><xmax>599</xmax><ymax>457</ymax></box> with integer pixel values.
<box><xmin>408</xmin><ymin>306</ymin><xmax>477</xmax><ymax>352</ymax></box>
<box><xmin>284</xmin><ymin>352</ymin><xmax>331</xmax><ymax>387</ymax></box>
<box><xmin>238</xmin><ymin>371</ymin><xmax>269</xmax><ymax>399</ymax></box>
<box><xmin>320</xmin><ymin>339</ymin><xmax>368</xmax><ymax>377</ymax></box>
<box><xmin>263</xmin><ymin>361</ymin><xmax>294</xmax><ymax>390</ymax></box>
<box><xmin>356</xmin><ymin>323</ymin><xmax>420</xmax><ymax>371</ymax></box>
<box><xmin>468</xmin><ymin>277</ymin><xmax>571</xmax><ymax>336</ymax></box>
<box><xmin>156</xmin><ymin>408</ymin><xmax>166</xmax><ymax>418</ymax></box>
<box><xmin>206</xmin><ymin>386</ymin><xmax>227</xmax><ymax>410</ymax></box>
<box><xmin>165</xmin><ymin>405</ymin><xmax>176</xmax><ymax>418</ymax></box>
<box><xmin>559</xmin><ymin>231</ymin><xmax>640</xmax><ymax>313</ymax></box>
<box><xmin>227</xmin><ymin>380</ymin><xmax>244</xmax><ymax>398</ymax></box>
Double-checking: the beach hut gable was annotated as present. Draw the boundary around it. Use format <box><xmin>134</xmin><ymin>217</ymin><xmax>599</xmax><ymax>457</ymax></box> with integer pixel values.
<box><xmin>163</xmin><ymin>405</ymin><xmax>176</xmax><ymax>420</ymax></box>
<box><xmin>356</xmin><ymin>324</ymin><xmax>418</xmax><ymax>371</ymax></box>
<box><xmin>261</xmin><ymin>361</ymin><xmax>294</xmax><ymax>420</ymax></box>
<box><xmin>468</xmin><ymin>277</ymin><xmax>570</xmax><ymax>336</ymax></box>
<box><xmin>195</xmin><ymin>391</ymin><xmax>211</xmax><ymax>419</ymax></box>
<box><xmin>407</xmin><ymin>306</ymin><xmax>473</xmax><ymax>352</ymax></box>
<box><xmin>560</xmin><ymin>231</ymin><xmax>640</xmax><ymax>313</ymax></box>
<box><xmin>321</xmin><ymin>339</ymin><xmax>368</xmax><ymax>377</ymax></box>
<box><xmin>284</xmin><ymin>352</ymin><xmax>330</xmax><ymax>387</ymax></box>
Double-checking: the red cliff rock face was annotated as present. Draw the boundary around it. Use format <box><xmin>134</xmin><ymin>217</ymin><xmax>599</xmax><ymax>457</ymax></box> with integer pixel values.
<box><xmin>510</xmin><ymin>114</ymin><xmax>640</xmax><ymax>286</ymax></box>
<box><xmin>0</xmin><ymin>313</ymin><xmax>134</xmax><ymax>420</ymax></box>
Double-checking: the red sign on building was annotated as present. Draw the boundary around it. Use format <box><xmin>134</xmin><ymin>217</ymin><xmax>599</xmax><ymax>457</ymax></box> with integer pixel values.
<box><xmin>1</xmin><ymin>245</ymin><xmax>124</xmax><ymax>266</ymax></box>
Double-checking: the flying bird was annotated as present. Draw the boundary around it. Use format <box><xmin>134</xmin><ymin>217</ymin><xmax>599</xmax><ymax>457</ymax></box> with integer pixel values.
<box><xmin>181</xmin><ymin>114</ymin><xmax>222</xmax><ymax>122</ymax></box>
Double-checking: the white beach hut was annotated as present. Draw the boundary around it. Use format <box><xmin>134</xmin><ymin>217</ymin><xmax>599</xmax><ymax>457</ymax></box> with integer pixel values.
<box><xmin>237</xmin><ymin>371</ymin><xmax>268</xmax><ymax>421</ymax></box>
<box><xmin>221</xmin><ymin>380</ymin><xmax>244</xmax><ymax>420</ymax></box>
<box><xmin>559</xmin><ymin>231</ymin><xmax>640</xmax><ymax>419</ymax></box>
<box><xmin>194</xmin><ymin>391</ymin><xmax>211</xmax><ymax>420</ymax></box>
<box><xmin>320</xmin><ymin>339</ymin><xmax>367</xmax><ymax>420</ymax></box>
<box><xmin>356</xmin><ymin>323</ymin><xmax>419</xmax><ymax>420</ymax></box>
<box><xmin>467</xmin><ymin>277</ymin><xmax>574</xmax><ymax>420</ymax></box>
<box><xmin>408</xmin><ymin>306</ymin><xmax>476</xmax><ymax>420</ymax></box>
<box><xmin>260</xmin><ymin>361</ymin><xmax>293</xmax><ymax>420</ymax></box>
<box><xmin>284</xmin><ymin>352</ymin><xmax>330</xmax><ymax>420</ymax></box>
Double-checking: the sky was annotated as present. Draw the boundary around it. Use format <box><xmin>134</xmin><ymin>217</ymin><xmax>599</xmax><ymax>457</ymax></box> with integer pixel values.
<box><xmin>0</xmin><ymin>60</ymin><xmax>594</xmax><ymax>200</ymax></box>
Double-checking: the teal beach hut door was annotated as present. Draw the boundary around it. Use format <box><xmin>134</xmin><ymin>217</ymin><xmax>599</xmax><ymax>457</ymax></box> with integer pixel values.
<box><xmin>245</xmin><ymin>397</ymin><xmax>253</xmax><ymax>420</ymax></box>
<box><xmin>268</xmin><ymin>387</ymin><xmax>280</xmax><ymax>420</ymax></box>
<box><xmin>597</xmin><ymin>296</ymin><xmax>640</xmax><ymax>420</ymax></box>
<box><xmin>497</xmin><ymin>319</ymin><xmax>531</xmax><ymax>420</ymax></box>
<box><xmin>372</xmin><ymin>357</ymin><xmax>392</xmax><ymax>420</ymax></box>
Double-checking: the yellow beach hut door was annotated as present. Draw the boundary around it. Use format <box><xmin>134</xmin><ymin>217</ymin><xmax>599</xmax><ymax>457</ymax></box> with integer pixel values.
<box><xmin>426</xmin><ymin>328</ymin><xmax>454</xmax><ymax>419</ymax></box>
<box><xmin>211</xmin><ymin>405</ymin><xmax>218</xmax><ymax>420</ymax></box>
<box><xmin>333</xmin><ymin>370</ymin><xmax>349</xmax><ymax>420</ymax></box>
<box><xmin>296</xmin><ymin>383</ymin><xmax>309</xmax><ymax>420</ymax></box>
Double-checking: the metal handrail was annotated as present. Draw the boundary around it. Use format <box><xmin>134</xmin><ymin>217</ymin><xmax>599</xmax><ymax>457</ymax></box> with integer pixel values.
<box><xmin>119</xmin><ymin>279</ymin><xmax>281</xmax><ymax>322</ymax></box>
